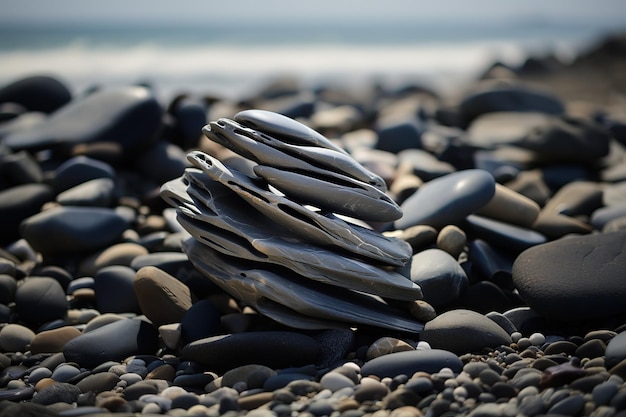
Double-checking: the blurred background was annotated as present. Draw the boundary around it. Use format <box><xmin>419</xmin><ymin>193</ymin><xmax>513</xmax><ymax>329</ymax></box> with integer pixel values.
<box><xmin>1</xmin><ymin>0</ymin><xmax>625</xmax><ymax>102</ymax></box>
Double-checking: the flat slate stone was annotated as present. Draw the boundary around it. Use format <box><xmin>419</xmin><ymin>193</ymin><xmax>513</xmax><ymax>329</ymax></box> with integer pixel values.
<box><xmin>4</xmin><ymin>86</ymin><xmax>162</xmax><ymax>153</ymax></box>
<box><xmin>184</xmin><ymin>239</ymin><xmax>424</xmax><ymax>333</ymax></box>
<box><xmin>161</xmin><ymin>173</ymin><xmax>419</xmax><ymax>300</ymax></box>
<box><xmin>512</xmin><ymin>231</ymin><xmax>626</xmax><ymax>321</ymax></box>
<box><xmin>204</xmin><ymin>118</ymin><xmax>386</xmax><ymax>191</ymax></box>
<box><xmin>234</xmin><ymin>109</ymin><xmax>347</xmax><ymax>155</ymax></box>
<box><xmin>20</xmin><ymin>206</ymin><xmax>130</xmax><ymax>256</ymax></box>
<box><xmin>186</xmin><ymin>151</ymin><xmax>411</xmax><ymax>266</ymax></box>
<box><xmin>253</xmin><ymin>165</ymin><xmax>401</xmax><ymax>221</ymax></box>
<box><xmin>420</xmin><ymin>309</ymin><xmax>512</xmax><ymax>354</ymax></box>
<box><xmin>181</xmin><ymin>331</ymin><xmax>319</xmax><ymax>371</ymax></box>
<box><xmin>395</xmin><ymin>169</ymin><xmax>496</xmax><ymax>230</ymax></box>
<box><xmin>360</xmin><ymin>349</ymin><xmax>463</xmax><ymax>378</ymax></box>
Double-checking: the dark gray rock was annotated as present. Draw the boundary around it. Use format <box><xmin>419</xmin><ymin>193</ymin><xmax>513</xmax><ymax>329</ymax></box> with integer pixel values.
<box><xmin>181</xmin><ymin>331</ymin><xmax>319</xmax><ymax>372</ymax></box>
<box><xmin>64</xmin><ymin>318</ymin><xmax>159</xmax><ymax>369</ymax></box>
<box><xmin>512</xmin><ymin>231</ymin><xmax>626</xmax><ymax>321</ymax></box>
<box><xmin>0</xmin><ymin>150</ymin><xmax>43</xmax><ymax>185</ymax></box>
<box><xmin>14</xmin><ymin>277</ymin><xmax>67</xmax><ymax>326</ymax></box>
<box><xmin>20</xmin><ymin>206</ymin><xmax>129</xmax><ymax>256</ymax></box>
<box><xmin>420</xmin><ymin>309</ymin><xmax>512</xmax><ymax>354</ymax></box>
<box><xmin>463</xmin><ymin>214</ymin><xmax>546</xmax><ymax>254</ymax></box>
<box><xmin>397</xmin><ymin>249</ymin><xmax>468</xmax><ymax>308</ymax></box>
<box><xmin>458</xmin><ymin>82</ymin><xmax>564</xmax><ymax>128</ymax></box>
<box><xmin>395</xmin><ymin>169</ymin><xmax>496</xmax><ymax>230</ymax></box>
<box><xmin>375</xmin><ymin>119</ymin><xmax>422</xmax><ymax>154</ymax></box>
<box><xmin>605</xmin><ymin>331</ymin><xmax>626</xmax><ymax>369</ymax></box>
<box><xmin>0</xmin><ymin>75</ymin><xmax>71</xmax><ymax>113</ymax></box>
<box><xmin>180</xmin><ymin>299</ymin><xmax>221</xmax><ymax>345</ymax></box>
<box><xmin>513</xmin><ymin>116</ymin><xmax>611</xmax><ymax>164</ymax></box>
<box><xmin>94</xmin><ymin>266</ymin><xmax>141</xmax><ymax>314</ymax></box>
<box><xmin>0</xmin><ymin>183</ymin><xmax>53</xmax><ymax>245</ymax></box>
<box><xmin>360</xmin><ymin>349</ymin><xmax>463</xmax><ymax>378</ymax></box>
<box><xmin>4</xmin><ymin>86</ymin><xmax>162</xmax><ymax>154</ymax></box>
<box><xmin>52</xmin><ymin>156</ymin><xmax>116</xmax><ymax>194</ymax></box>
<box><xmin>75</xmin><ymin>372</ymin><xmax>121</xmax><ymax>394</ymax></box>
<box><xmin>56</xmin><ymin>177</ymin><xmax>115</xmax><ymax>207</ymax></box>
<box><xmin>135</xmin><ymin>140</ymin><xmax>189</xmax><ymax>184</ymax></box>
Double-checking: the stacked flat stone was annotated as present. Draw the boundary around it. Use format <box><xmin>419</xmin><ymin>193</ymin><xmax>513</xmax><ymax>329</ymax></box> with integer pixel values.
<box><xmin>161</xmin><ymin>109</ymin><xmax>424</xmax><ymax>332</ymax></box>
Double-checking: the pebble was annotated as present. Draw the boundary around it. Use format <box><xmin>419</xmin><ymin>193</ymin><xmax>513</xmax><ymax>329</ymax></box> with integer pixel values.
<box><xmin>420</xmin><ymin>309</ymin><xmax>512</xmax><ymax>354</ymax></box>
<box><xmin>399</xmin><ymin>248</ymin><xmax>468</xmax><ymax>308</ymax></box>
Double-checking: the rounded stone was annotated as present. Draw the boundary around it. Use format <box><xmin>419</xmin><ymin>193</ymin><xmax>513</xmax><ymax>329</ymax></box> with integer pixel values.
<box><xmin>512</xmin><ymin>231</ymin><xmax>626</xmax><ymax>321</ymax></box>
<box><xmin>31</xmin><ymin>382</ymin><xmax>81</xmax><ymax>405</ymax></box>
<box><xmin>0</xmin><ymin>75</ymin><xmax>71</xmax><ymax>113</ymax></box>
<box><xmin>398</xmin><ymin>249</ymin><xmax>468</xmax><ymax>308</ymax></box>
<box><xmin>80</xmin><ymin>242</ymin><xmax>149</xmax><ymax>276</ymax></box>
<box><xmin>14</xmin><ymin>277</ymin><xmax>67</xmax><ymax>326</ymax></box>
<box><xmin>436</xmin><ymin>225</ymin><xmax>467</xmax><ymax>259</ymax></box>
<box><xmin>64</xmin><ymin>318</ymin><xmax>159</xmax><ymax>369</ymax></box>
<box><xmin>420</xmin><ymin>309</ymin><xmax>512</xmax><ymax>354</ymax></box>
<box><xmin>134</xmin><ymin>266</ymin><xmax>192</xmax><ymax>327</ymax></box>
<box><xmin>360</xmin><ymin>349</ymin><xmax>462</xmax><ymax>379</ymax></box>
<box><xmin>475</xmin><ymin>183</ymin><xmax>540</xmax><ymax>228</ymax></box>
<box><xmin>29</xmin><ymin>326</ymin><xmax>82</xmax><ymax>354</ymax></box>
<box><xmin>55</xmin><ymin>177</ymin><xmax>116</xmax><ymax>207</ymax></box>
<box><xmin>20</xmin><ymin>206</ymin><xmax>130</xmax><ymax>256</ymax></box>
<box><xmin>0</xmin><ymin>183</ymin><xmax>54</xmax><ymax>245</ymax></box>
<box><xmin>395</xmin><ymin>169</ymin><xmax>496</xmax><ymax>230</ymax></box>
<box><xmin>93</xmin><ymin>265</ymin><xmax>141</xmax><ymax>314</ymax></box>
<box><xmin>0</xmin><ymin>323</ymin><xmax>36</xmax><ymax>352</ymax></box>
<box><xmin>366</xmin><ymin>337</ymin><xmax>414</xmax><ymax>360</ymax></box>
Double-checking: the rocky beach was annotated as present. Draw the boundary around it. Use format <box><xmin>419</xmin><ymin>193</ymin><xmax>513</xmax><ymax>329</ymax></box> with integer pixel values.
<box><xmin>1</xmin><ymin>27</ymin><xmax>626</xmax><ymax>417</ymax></box>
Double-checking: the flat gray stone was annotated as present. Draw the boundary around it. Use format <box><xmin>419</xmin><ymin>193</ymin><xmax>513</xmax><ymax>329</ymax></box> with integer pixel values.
<box><xmin>234</xmin><ymin>109</ymin><xmax>347</xmax><ymax>154</ymax></box>
<box><xmin>161</xmin><ymin>173</ymin><xmax>420</xmax><ymax>300</ymax></box>
<box><xmin>395</xmin><ymin>169</ymin><xmax>496</xmax><ymax>230</ymax></box>
<box><xmin>186</xmin><ymin>151</ymin><xmax>411</xmax><ymax>266</ymax></box>
<box><xmin>204</xmin><ymin>118</ymin><xmax>386</xmax><ymax>191</ymax></box>
<box><xmin>184</xmin><ymin>239</ymin><xmax>424</xmax><ymax>333</ymax></box>
<box><xmin>253</xmin><ymin>165</ymin><xmax>401</xmax><ymax>221</ymax></box>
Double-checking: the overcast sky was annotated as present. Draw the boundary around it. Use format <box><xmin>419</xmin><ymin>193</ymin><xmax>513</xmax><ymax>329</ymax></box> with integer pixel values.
<box><xmin>2</xmin><ymin>0</ymin><xmax>626</xmax><ymax>25</ymax></box>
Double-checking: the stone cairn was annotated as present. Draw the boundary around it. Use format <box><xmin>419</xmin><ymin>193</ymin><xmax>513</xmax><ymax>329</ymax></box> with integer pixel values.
<box><xmin>161</xmin><ymin>109</ymin><xmax>424</xmax><ymax>333</ymax></box>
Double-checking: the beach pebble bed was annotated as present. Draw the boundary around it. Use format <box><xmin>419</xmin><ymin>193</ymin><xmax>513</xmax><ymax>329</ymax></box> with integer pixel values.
<box><xmin>1</xmin><ymin>35</ymin><xmax>626</xmax><ymax>416</ymax></box>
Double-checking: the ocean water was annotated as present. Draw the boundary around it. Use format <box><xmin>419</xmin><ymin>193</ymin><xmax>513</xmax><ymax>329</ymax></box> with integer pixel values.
<box><xmin>0</xmin><ymin>19</ymin><xmax>622</xmax><ymax>101</ymax></box>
